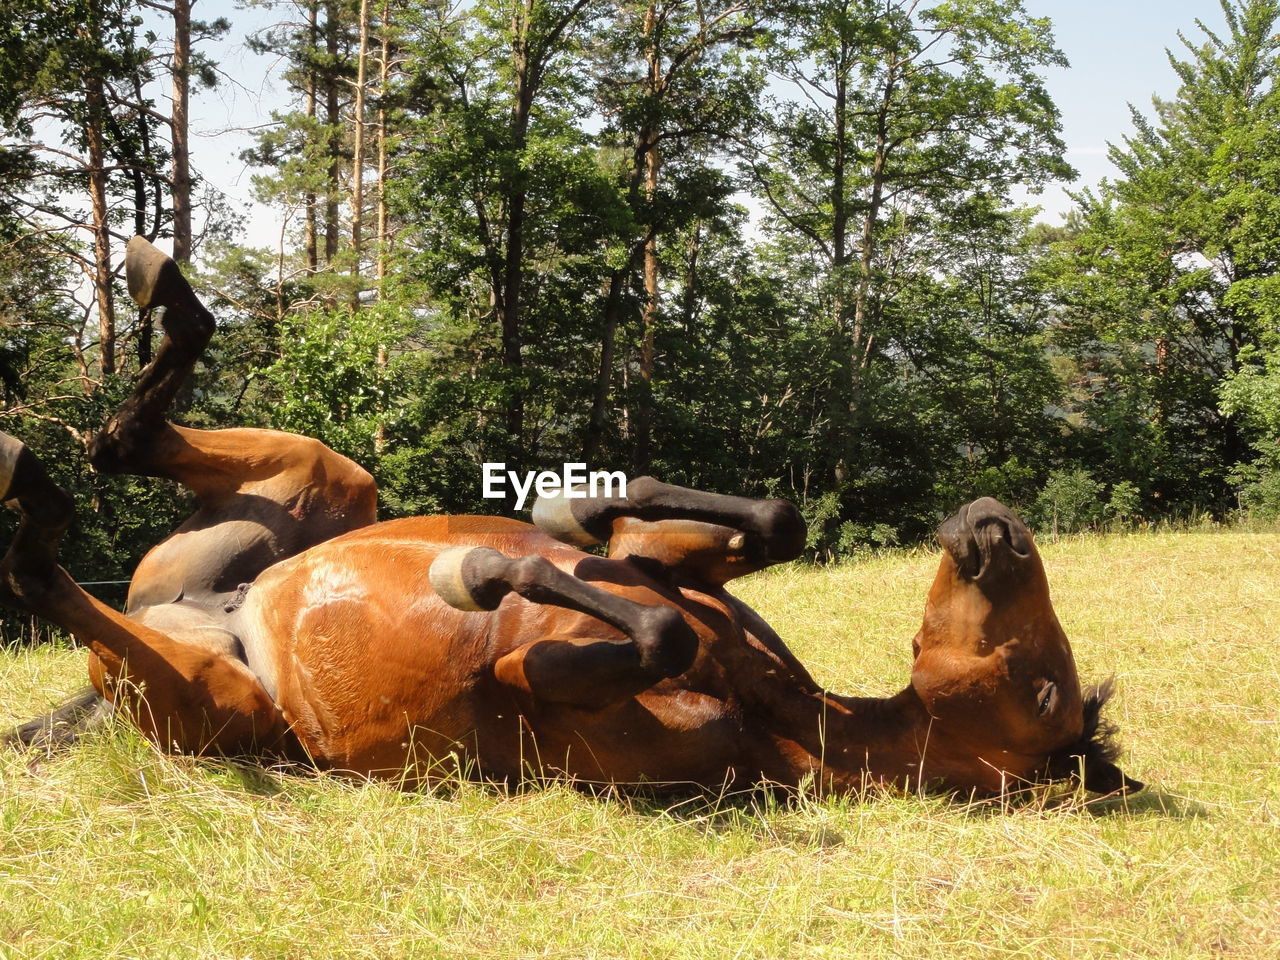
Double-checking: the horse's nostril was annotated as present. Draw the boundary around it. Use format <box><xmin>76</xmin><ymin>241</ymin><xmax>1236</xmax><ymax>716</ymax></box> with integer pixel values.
<box><xmin>968</xmin><ymin>500</ymin><xmax>1032</xmax><ymax>559</ymax></box>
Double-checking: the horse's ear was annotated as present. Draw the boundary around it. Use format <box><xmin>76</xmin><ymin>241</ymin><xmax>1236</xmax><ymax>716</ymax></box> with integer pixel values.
<box><xmin>1081</xmin><ymin>756</ymin><xmax>1144</xmax><ymax>795</ymax></box>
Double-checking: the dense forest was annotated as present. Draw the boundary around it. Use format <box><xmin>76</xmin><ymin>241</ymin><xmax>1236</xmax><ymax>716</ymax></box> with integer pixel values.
<box><xmin>2</xmin><ymin>0</ymin><xmax>1280</xmax><ymax>595</ymax></box>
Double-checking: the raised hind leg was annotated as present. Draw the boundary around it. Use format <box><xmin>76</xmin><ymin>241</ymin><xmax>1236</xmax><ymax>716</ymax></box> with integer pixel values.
<box><xmin>87</xmin><ymin>236</ymin><xmax>215</xmax><ymax>477</ymax></box>
<box><xmin>429</xmin><ymin>546</ymin><xmax>699</xmax><ymax>709</ymax></box>
<box><xmin>0</xmin><ymin>432</ymin><xmax>289</xmax><ymax>754</ymax></box>
<box><xmin>533</xmin><ymin>476</ymin><xmax>805</xmax><ymax>586</ymax></box>
<box><xmin>85</xmin><ymin>237</ymin><xmax>376</xmax><ymax>611</ymax></box>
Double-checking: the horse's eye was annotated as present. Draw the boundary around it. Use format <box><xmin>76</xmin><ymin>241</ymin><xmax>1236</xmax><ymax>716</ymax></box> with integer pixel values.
<box><xmin>1037</xmin><ymin>682</ymin><xmax>1057</xmax><ymax>717</ymax></box>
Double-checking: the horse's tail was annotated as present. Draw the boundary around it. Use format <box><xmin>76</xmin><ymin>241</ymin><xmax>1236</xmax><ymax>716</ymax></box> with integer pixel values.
<box><xmin>2</xmin><ymin>685</ymin><xmax>113</xmax><ymax>751</ymax></box>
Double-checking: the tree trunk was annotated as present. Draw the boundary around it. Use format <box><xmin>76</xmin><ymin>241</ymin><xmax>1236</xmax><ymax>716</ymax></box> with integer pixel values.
<box><xmin>851</xmin><ymin>69</ymin><xmax>894</xmax><ymax>371</ymax></box>
<box><xmin>500</xmin><ymin>0</ymin><xmax>534</xmax><ymax>453</ymax></box>
<box><xmin>376</xmin><ymin>0</ymin><xmax>391</xmax><ymax>285</ymax></box>
<box><xmin>633</xmin><ymin>0</ymin><xmax>661</xmax><ymax>474</ymax></box>
<box><xmin>304</xmin><ymin>0</ymin><xmax>319</xmax><ymax>272</ymax></box>
<box><xmin>351</xmin><ymin>0</ymin><xmax>371</xmax><ymax>282</ymax></box>
<box><xmin>171</xmin><ymin>0</ymin><xmax>192</xmax><ymax>264</ymax></box>
<box><xmin>681</xmin><ymin>218</ymin><xmax>701</xmax><ymax>331</ymax></box>
<box><xmin>324</xmin><ymin>0</ymin><xmax>341</xmax><ymax>265</ymax></box>
<box><xmin>86</xmin><ymin>80</ymin><xmax>115</xmax><ymax>378</ymax></box>
<box><xmin>584</xmin><ymin>269</ymin><xmax>626</xmax><ymax>460</ymax></box>
<box><xmin>831</xmin><ymin>64</ymin><xmax>848</xmax><ymax>332</ymax></box>
<box><xmin>373</xmin><ymin>0</ymin><xmax>391</xmax><ymax>454</ymax></box>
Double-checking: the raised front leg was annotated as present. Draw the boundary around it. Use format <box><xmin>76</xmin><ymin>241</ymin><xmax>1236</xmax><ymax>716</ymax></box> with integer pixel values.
<box><xmin>532</xmin><ymin>476</ymin><xmax>806</xmax><ymax>585</ymax></box>
<box><xmin>429</xmin><ymin>546</ymin><xmax>699</xmax><ymax>709</ymax></box>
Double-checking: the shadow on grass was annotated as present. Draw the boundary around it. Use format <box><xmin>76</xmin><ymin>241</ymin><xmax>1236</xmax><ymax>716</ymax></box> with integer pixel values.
<box><xmin>943</xmin><ymin>782</ymin><xmax>1209</xmax><ymax>821</ymax></box>
<box><xmin>5</xmin><ymin>699</ymin><xmax>1204</xmax><ymax>824</ymax></box>
<box><xmin>1080</xmin><ymin>787</ymin><xmax>1209</xmax><ymax>819</ymax></box>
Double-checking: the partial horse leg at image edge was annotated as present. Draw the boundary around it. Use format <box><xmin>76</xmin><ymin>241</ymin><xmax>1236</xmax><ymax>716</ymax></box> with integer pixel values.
<box><xmin>430</xmin><ymin>545</ymin><xmax>699</xmax><ymax>709</ymax></box>
<box><xmin>0</xmin><ymin>429</ymin><xmax>288</xmax><ymax>753</ymax></box>
<box><xmin>0</xmin><ymin>685</ymin><xmax>112</xmax><ymax>750</ymax></box>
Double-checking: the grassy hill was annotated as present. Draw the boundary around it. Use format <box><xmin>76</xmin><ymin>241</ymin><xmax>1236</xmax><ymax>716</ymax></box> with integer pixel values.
<box><xmin>2</xmin><ymin>531</ymin><xmax>1277</xmax><ymax>958</ymax></box>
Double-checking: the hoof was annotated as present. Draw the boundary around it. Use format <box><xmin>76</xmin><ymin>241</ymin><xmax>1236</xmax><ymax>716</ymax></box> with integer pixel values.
<box><xmin>531</xmin><ymin>491</ymin><xmax>602</xmax><ymax>548</ymax></box>
<box><xmin>125</xmin><ymin>236</ymin><xmax>215</xmax><ymax>348</ymax></box>
<box><xmin>0</xmin><ymin>432</ymin><xmax>25</xmax><ymax>500</ymax></box>
<box><xmin>125</xmin><ymin>236</ymin><xmax>183</xmax><ymax>310</ymax></box>
<box><xmin>428</xmin><ymin>546</ymin><xmax>490</xmax><ymax>612</ymax></box>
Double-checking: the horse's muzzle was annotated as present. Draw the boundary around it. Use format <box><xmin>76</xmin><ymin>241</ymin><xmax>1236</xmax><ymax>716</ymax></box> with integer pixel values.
<box><xmin>938</xmin><ymin>497</ymin><xmax>1034</xmax><ymax>585</ymax></box>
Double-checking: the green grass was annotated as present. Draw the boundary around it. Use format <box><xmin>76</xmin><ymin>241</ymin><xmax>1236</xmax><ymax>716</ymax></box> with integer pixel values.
<box><xmin>2</xmin><ymin>531</ymin><xmax>1279</xmax><ymax>959</ymax></box>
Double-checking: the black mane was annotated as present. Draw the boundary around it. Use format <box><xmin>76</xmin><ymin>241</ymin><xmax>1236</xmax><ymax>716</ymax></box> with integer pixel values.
<box><xmin>1043</xmin><ymin>678</ymin><xmax>1142</xmax><ymax>793</ymax></box>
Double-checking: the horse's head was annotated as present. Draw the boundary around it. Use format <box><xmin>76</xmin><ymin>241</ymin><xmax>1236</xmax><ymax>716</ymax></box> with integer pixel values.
<box><xmin>908</xmin><ymin>497</ymin><xmax>1141</xmax><ymax>794</ymax></box>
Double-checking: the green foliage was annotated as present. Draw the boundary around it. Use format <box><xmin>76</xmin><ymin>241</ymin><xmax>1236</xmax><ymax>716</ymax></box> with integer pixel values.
<box><xmin>1227</xmin><ymin>443</ymin><xmax>1280</xmax><ymax>519</ymax></box>
<box><xmin>1105</xmin><ymin>480</ymin><xmax>1144</xmax><ymax>526</ymax></box>
<box><xmin>1033</xmin><ymin>468</ymin><xmax>1102</xmax><ymax>536</ymax></box>
<box><xmin>255</xmin><ymin>306</ymin><xmax>392</xmax><ymax>465</ymax></box>
<box><xmin>1220</xmin><ymin>343</ymin><xmax>1280</xmax><ymax>516</ymax></box>
<box><xmin>1040</xmin><ymin>0</ymin><xmax>1280</xmax><ymax>514</ymax></box>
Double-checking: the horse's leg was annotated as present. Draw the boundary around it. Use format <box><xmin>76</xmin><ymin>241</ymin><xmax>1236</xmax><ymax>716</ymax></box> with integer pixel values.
<box><xmin>532</xmin><ymin>476</ymin><xmax>806</xmax><ymax>585</ymax></box>
<box><xmin>1</xmin><ymin>684</ymin><xmax>111</xmax><ymax>750</ymax></box>
<box><xmin>87</xmin><ymin>236</ymin><xmax>215</xmax><ymax>477</ymax></box>
<box><xmin>1</xmin><ymin>432</ymin><xmax>288</xmax><ymax>754</ymax></box>
<box><xmin>429</xmin><ymin>546</ymin><xmax>699</xmax><ymax>709</ymax></box>
<box><xmin>85</xmin><ymin>237</ymin><xmax>376</xmax><ymax>606</ymax></box>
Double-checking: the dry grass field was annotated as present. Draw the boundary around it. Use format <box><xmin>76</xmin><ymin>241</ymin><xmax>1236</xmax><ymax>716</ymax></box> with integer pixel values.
<box><xmin>2</xmin><ymin>530</ymin><xmax>1278</xmax><ymax>959</ymax></box>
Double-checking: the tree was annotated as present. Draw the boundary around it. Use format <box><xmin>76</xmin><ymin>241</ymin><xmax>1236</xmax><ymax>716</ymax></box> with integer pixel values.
<box><xmin>394</xmin><ymin>0</ymin><xmax>619</xmax><ymax>465</ymax></box>
<box><xmin>244</xmin><ymin>0</ymin><xmax>360</xmax><ymax>287</ymax></box>
<box><xmin>744</xmin><ymin>0</ymin><xmax>1070</xmax><ymax>531</ymax></box>
<box><xmin>753</xmin><ymin>0</ymin><xmax>1068</xmax><ymax>381</ymax></box>
<box><xmin>587</xmin><ymin>0</ymin><xmax>762</xmax><ymax>469</ymax></box>
<box><xmin>1043</xmin><ymin>0</ymin><xmax>1280</xmax><ymax>513</ymax></box>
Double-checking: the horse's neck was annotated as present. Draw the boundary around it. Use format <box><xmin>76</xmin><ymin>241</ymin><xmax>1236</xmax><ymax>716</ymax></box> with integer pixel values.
<box><xmin>718</xmin><ymin>618</ymin><xmax>931</xmax><ymax>789</ymax></box>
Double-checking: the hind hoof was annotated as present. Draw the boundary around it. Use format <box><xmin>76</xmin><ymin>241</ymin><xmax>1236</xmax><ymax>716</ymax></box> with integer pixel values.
<box><xmin>125</xmin><ymin>237</ymin><xmax>215</xmax><ymax>347</ymax></box>
<box><xmin>126</xmin><ymin>236</ymin><xmax>184</xmax><ymax>310</ymax></box>
<box><xmin>0</xmin><ymin>432</ymin><xmax>26</xmax><ymax>501</ymax></box>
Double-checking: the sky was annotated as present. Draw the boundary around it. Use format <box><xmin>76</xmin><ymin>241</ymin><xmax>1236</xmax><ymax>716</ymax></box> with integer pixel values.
<box><xmin>1013</xmin><ymin>0</ymin><xmax>1228</xmax><ymax>219</ymax></box>
<box><xmin>186</xmin><ymin>0</ymin><xmax>1232</xmax><ymax>247</ymax></box>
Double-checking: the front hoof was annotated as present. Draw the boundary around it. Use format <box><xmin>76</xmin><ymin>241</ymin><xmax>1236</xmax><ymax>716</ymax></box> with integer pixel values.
<box><xmin>429</xmin><ymin>546</ymin><xmax>489</xmax><ymax>611</ymax></box>
<box><xmin>531</xmin><ymin>491</ymin><xmax>602</xmax><ymax>548</ymax></box>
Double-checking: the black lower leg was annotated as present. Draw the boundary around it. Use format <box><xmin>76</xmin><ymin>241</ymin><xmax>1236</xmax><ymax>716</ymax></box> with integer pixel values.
<box><xmin>431</xmin><ymin>547</ymin><xmax>698</xmax><ymax>679</ymax></box>
<box><xmin>88</xmin><ymin>237</ymin><xmax>215</xmax><ymax>476</ymax></box>
<box><xmin>0</xmin><ymin>432</ymin><xmax>75</xmax><ymax>614</ymax></box>
<box><xmin>2</xmin><ymin>685</ymin><xmax>111</xmax><ymax>750</ymax></box>
<box><xmin>534</xmin><ymin>476</ymin><xmax>806</xmax><ymax>563</ymax></box>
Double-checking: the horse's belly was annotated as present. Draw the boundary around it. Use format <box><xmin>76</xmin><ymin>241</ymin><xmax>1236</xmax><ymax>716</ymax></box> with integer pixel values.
<box><xmin>518</xmin><ymin>688</ymin><xmax>745</xmax><ymax>788</ymax></box>
<box><xmin>228</xmin><ymin>519</ymin><xmax>745</xmax><ymax>786</ymax></box>
<box><xmin>231</xmin><ymin>545</ymin><xmax>501</xmax><ymax>777</ymax></box>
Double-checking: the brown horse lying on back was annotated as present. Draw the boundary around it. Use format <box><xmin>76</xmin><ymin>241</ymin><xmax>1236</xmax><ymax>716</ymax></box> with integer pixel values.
<box><xmin>0</xmin><ymin>238</ymin><xmax>1139</xmax><ymax>796</ymax></box>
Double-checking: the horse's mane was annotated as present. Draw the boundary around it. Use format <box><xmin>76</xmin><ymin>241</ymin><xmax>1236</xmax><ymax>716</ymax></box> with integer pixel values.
<box><xmin>1043</xmin><ymin>677</ymin><xmax>1127</xmax><ymax>785</ymax></box>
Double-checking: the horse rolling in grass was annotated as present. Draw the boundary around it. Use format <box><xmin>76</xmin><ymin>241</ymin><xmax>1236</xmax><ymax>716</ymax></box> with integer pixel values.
<box><xmin>1</xmin><ymin>238</ymin><xmax>1140</xmax><ymax>797</ymax></box>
